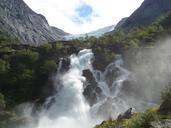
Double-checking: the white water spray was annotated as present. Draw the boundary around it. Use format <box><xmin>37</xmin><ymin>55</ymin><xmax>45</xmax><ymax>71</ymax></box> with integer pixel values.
<box><xmin>25</xmin><ymin>49</ymin><xmax>130</xmax><ymax>128</ymax></box>
<box><xmin>89</xmin><ymin>55</ymin><xmax>131</xmax><ymax>119</ymax></box>
<box><xmin>92</xmin><ymin>55</ymin><xmax>130</xmax><ymax>98</ymax></box>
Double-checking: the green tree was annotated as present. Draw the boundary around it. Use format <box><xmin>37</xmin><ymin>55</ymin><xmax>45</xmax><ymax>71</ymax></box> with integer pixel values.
<box><xmin>161</xmin><ymin>86</ymin><xmax>171</xmax><ymax>102</ymax></box>
<box><xmin>40</xmin><ymin>60</ymin><xmax>57</xmax><ymax>75</ymax></box>
<box><xmin>15</xmin><ymin>49</ymin><xmax>39</xmax><ymax>64</ymax></box>
<box><xmin>55</xmin><ymin>43</ymin><xmax>64</xmax><ymax>49</ymax></box>
<box><xmin>39</xmin><ymin>43</ymin><xmax>52</xmax><ymax>54</ymax></box>
<box><xmin>160</xmin><ymin>84</ymin><xmax>171</xmax><ymax>114</ymax></box>
<box><xmin>0</xmin><ymin>59</ymin><xmax>9</xmax><ymax>74</ymax></box>
<box><xmin>0</xmin><ymin>93</ymin><xmax>6</xmax><ymax>110</ymax></box>
<box><xmin>19</xmin><ymin>69</ymin><xmax>34</xmax><ymax>81</ymax></box>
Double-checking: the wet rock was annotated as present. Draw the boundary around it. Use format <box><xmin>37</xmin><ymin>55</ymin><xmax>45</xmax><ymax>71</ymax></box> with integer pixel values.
<box><xmin>105</xmin><ymin>67</ymin><xmax>120</xmax><ymax>89</ymax></box>
<box><xmin>151</xmin><ymin>119</ymin><xmax>171</xmax><ymax>128</ymax></box>
<box><xmin>58</xmin><ymin>57</ymin><xmax>70</xmax><ymax>73</ymax></box>
<box><xmin>83</xmin><ymin>70</ymin><xmax>102</xmax><ymax>106</ymax></box>
<box><xmin>117</xmin><ymin>107</ymin><xmax>136</xmax><ymax>120</ymax></box>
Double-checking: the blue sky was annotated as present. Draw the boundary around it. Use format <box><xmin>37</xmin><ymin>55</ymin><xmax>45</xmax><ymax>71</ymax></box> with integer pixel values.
<box><xmin>72</xmin><ymin>4</ymin><xmax>94</xmax><ymax>24</ymax></box>
<box><xmin>77</xmin><ymin>4</ymin><xmax>93</xmax><ymax>18</ymax></box>
<box><xmin>23</xmin><ymin>0</ymin><xmax>143</xmax><ymax>34</ymax></box>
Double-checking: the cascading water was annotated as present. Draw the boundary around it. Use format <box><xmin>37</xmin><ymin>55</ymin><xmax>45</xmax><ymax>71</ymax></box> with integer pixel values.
<box><xmin>92</xmin><ymin>55</ymin><xmax>130</xmax><ymax>98</ymax></box>
<box><xmin>108</xmin><ymin>57</ymin><xmax>130</xmax><ymax>97</ymax></box>
<box><xmin>25</xmin><ymin>49</ymin><xmax>130</xmax><ymax>128</ymax></box>
<box><xmin>34</xmin><ymin>49</ymin><xmax>95</xmax><ymax>128</ymax></box>
<box><xmin>89</xmin><ymin>55</ymin><xmax>131</xmax><ymax>120</ymax></box>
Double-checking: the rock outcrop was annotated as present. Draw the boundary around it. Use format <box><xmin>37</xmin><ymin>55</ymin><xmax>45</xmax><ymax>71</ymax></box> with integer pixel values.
<box><xmin>117</xmin><ymin>108</ymin><xmax>136</xmax><ymax>120</ymax></box>
<box><xmin>0</xmin><ymin>0</ymin><xmax>68</xmax><ymax>44</ymax></box>
<box><xmin>83</xmin><ymin>70</ymin><xmax>102</xmax><ymax>106</ymax></box>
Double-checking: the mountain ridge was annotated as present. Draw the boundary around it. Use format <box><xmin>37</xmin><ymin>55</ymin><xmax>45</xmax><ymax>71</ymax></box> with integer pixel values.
<box><xmin>115</xmin><ymin>0</ymin><xmax>171</xmax><ymax>32</ymax></box>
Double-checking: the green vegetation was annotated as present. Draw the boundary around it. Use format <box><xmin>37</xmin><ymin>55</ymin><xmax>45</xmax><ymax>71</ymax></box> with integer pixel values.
<box><xmin>159</xmin><ymin>84</ymin><xmax>171</xmax><ymax>114</ymax></box>
<box><xmin>40</xmin><ymin>60</ymin><xmax>58</xmax><ymax>75</ymax></box>
<box><xmin>124</xmin><ymin>110</ymin><xmax>159</xmax><ymax>128</ymax></box>
<box><xmin>0</xmin><ymin>93</ymin><xmax>20</xmax><ymax>128</ymax></box>
<box><xmin>0</xmin><ymin>39</ymin><xmax>81</xmax><ymax>107</ymax></box>
<box><xmin>95</xmin><ymin>107</ymin><xmax>160</xmax><ymax>128</ymax></box>
<box><xmin>0</xmin><ymin>93</ymin><xmax>6</xmax><ymax>110</ymax></box>
<box><xmin>95</xmin><ymin>120</ymin><xmax>118</xmax><ymax>128</ymax></box>
<box><xmin>161</xmin><ymin>85</ymin><xmax>171</xmax><ymax>103</ymax></box>
<box><xmin>95</xmin><ymin>106</ymin><xmax>169</xmax><ymax>128</ymax></box>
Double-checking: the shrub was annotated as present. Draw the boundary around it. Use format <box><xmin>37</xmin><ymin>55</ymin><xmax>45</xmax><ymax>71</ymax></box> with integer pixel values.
<box><xmin>16</xmin><ymin>49</ymin><xmax>39</xmax><ymax>63</ymax></box>
<box><xmin>124</xmin><ymin>110</ymin><xmax>159</xmax><ymax>128</ymax></box>
<box><xmin>19</xmin><ymin>69</ymin><xmax>34</xmax><ymax>81</ymax></box>
<box><xmin>161</xmin><ymin>86</ymin><xmax>171</xmax><ymax>102</ymax></box>
<box><xmin>0</xmin><ymin>93</ymin><xmax>6</xmax><ymax>110</ymax></box>
<box><xmin>39</xmin><ymin>43</ymin><xmax>52</xmax><ymax>54</ymax></box>
<box><xmin>95</xmin><ymin>120</ymin><xmax>118</xmax><ymax>128</ymax></box>
<box><xmin>159</xmin><ymin>85</ymin><xmax>171</xmax><ymax>114</ymax></box>
<box><xmin>0</xmin><ymin>59</ymin><xmax>10</xmax><ymax>74</ymax></box>
<box><xmin>40</xmin><ymin>60</ymin><xmax>57</xmax><ymax>75</ymax></box>
<box><xmin>55</xmin><ymin>43</ymin><xmax>64</xmax><ymax>49</ymax></box>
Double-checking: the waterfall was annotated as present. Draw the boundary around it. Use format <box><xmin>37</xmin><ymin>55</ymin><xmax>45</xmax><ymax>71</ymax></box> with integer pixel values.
<box><xmin>89</xmin><ymin>55</ymin><xmax>131</xmax><ymax>120</ymax></box>
<box><xmin>91</xmin><ymin>55</ymin><xmax>130</xmax><ymax>98</ymax></box>
<box><xmin>27</xmin><ymin>49</ymin><xmax>130</xmax><ymax>128</ymax></box>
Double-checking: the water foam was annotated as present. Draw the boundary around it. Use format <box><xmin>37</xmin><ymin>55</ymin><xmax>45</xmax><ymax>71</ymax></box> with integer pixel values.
<box><xmin>25</xmin><ymin>49</ymin><xmax>130</xmax><ymax>128</ymax></box>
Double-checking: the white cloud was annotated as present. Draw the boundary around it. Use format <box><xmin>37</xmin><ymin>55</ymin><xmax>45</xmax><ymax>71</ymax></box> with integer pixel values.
<box><xmin>23</xmin><ymin>0</ymin><xmax>143</xmax><ymax>34</ymax></box>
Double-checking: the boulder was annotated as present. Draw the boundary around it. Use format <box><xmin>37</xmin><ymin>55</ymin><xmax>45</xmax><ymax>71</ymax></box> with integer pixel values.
<box><xmin>151</xmin><ymin>119</ymin><xmax>171</xmax><ymax>128</ymax></box>
<box><xmin>58</xmin><ymin>57</ymin><xmax>70</xmax><ymax>73</ymax></box>
<box><xmin>117</xmin><ymin>107</ymin><xmax>136</xmax><ymax>120</ymax></box>
<box><xmin>83</xmin><ymin>70</ymin><xmax>102</xmax><ymax>106</ymax></box>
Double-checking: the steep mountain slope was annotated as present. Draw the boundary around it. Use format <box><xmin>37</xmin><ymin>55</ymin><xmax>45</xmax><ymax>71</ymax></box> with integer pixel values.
<box><xmin>116</xmin><ymin>0</ymin><xmax>171</xmax><ymax>31</ymax></box>
<box><xmin>0</xmin><ymin>0</ymin><xmax>68</xmax><ymax>44</ymax></box>
<box><xmin>114</xmin><ymin>18</ymin><xmax>128</xmax><ymax>29</ymax></box>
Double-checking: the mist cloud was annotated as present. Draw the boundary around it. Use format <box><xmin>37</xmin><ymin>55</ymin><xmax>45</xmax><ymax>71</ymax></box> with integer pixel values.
<box><xmin>122</xmin><ymin>38</ymin><xmax>171</xmax><ymax>111</ymax></box>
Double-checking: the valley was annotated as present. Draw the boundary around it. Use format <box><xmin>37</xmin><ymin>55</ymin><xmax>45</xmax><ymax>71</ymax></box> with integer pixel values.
<box><xmin>0</xmin><ymin>0</ymin><xmax>171</xmax><ymax>128</ymax></box>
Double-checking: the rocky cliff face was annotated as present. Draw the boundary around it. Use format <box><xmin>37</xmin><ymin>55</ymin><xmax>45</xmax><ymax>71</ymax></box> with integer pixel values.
<box><xmin>0</xmin><ymin>0</ymin><xmax>68</xmax><ymax>44</ymax></box>
<box><xmin>116</xmin><ymin>0</ymin><xmax>171</xmax><ymax>31</ymax></box>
